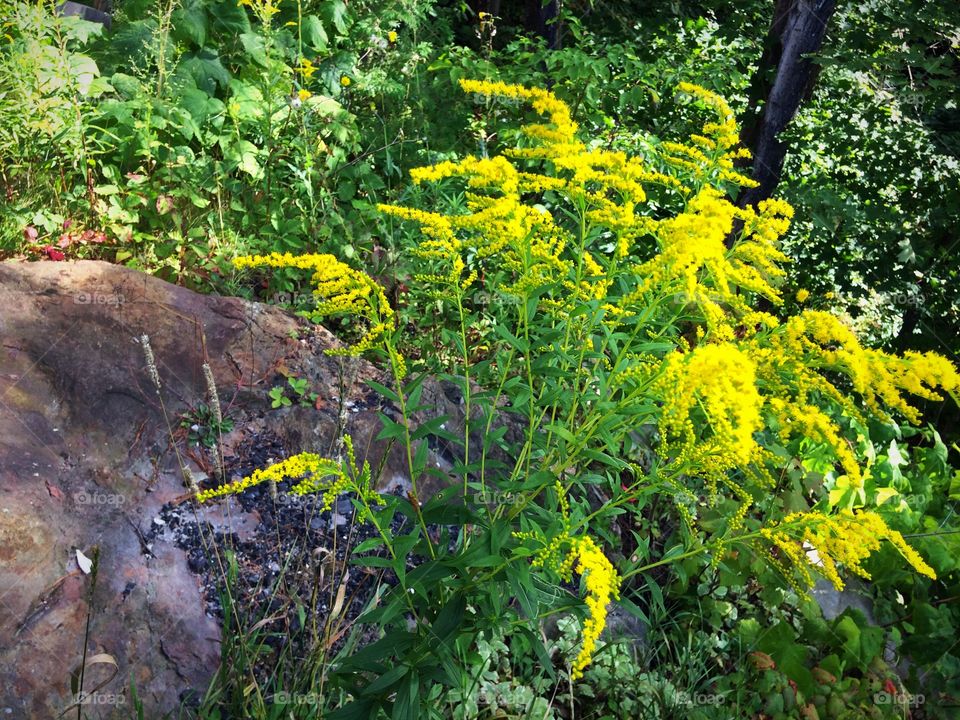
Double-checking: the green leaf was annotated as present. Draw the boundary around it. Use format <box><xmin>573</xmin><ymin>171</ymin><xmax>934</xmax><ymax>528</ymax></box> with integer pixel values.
<box><xmin>518</xmin><ymin>626</ymin><xmax>556</xmax><ymax>680</ymax></box>
<box><xmin>353</xmin><ymin>537</ymin><xmax>384</xmax><ymax>554</ymax></box>
<box><xmin>494</xmin><ymin>325</ymin><xmax>529</xmax><ymax>353</ymax></box>
<box><xmin>364</xmin><ymin>663</ymin><xmax>408</xmax><ymax>696</ymax></box>
<box><xmin>392</xmin><ymin>671</ymin><xmax>419</xmax><ymax>720</ymax></box>
<box><xmin>544</xmin><ymin>423</ymin><xmax>576</xmax><ymax>444</ymax></box>
<box><xmin>430</xmin><ymin>593</ymin><xmax>466</xmax><ymax>644</ymax></box>
<box><xmin>177</xmin><ymin>49</ymin><xmax>231</xmax><ymax>94</ymax></box>
<box><xmin>757</xmin><ymin>622</ymin><xmax>814</xmax><ymax>697</ymax></box>
<box><xmin>326</xmin><ymin>698</ymin><xmax>378</xmax><ymax>720</ymax></box>
<box><xmin>239</xmin><ymin>32</ymin><xmax>269</xmax><ymax>67</ymax></box>
<box><xmin>208</xmin><ymin>0</ymin><xmax>251</xmax><ymax>35</ymax></box>
<box><xmin>302</xmin><ymin>15</ymin><xmax>329</xmax><ymax>51</ymax></box>
<box><xmin>376</xmin><ymin>413</ymin><xmax>407</xmax><ymax>441</ymax></box>
<box><xmin>338</xmin><ymin>181</ymin><xmax>357</xmax><ymax>201</ymax></box>
<box><xmin>237</xmin><ymin>143</ymin><xmax>262</xmax><ymax>178</ymax></box>
<box><xmin>172</xmin><ymin>0</ymin><xmax>207</xmax><ymax>47</ymax></box>
<box><xmin>353</xmin><ymin>556</ymin><xmax>394</xmax><ymax>568</ymax></box>
<box><xmin>365</xmin><ymin>379</ymin><xmax>400</xmax><ymax>403</ymax></box>
<box><xmin>320</xmin><ymin>0</ymin><xmax>349</xmax><ymax>35</ymax></box>
<box><xmin>410</xmin><ymin>415</ymin><xmax>454</xmax><ymax>442</ymax></box>
<box><xmin>507</xmin><ymin>562</ymin><xmax>538</xmax><ymax>620</ymax></box>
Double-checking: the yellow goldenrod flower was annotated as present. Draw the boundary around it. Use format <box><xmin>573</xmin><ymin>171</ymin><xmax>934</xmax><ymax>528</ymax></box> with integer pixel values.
<box><xmin>237</xmin><ymin>0</ymin><xmax>280</xmax><ymax>22</ymax></box>
<box><xmin>566</xmin><ymin>536</ymin><xmax>620</xmax><ymax>680</ymax></box>
<box><xmin>233</xmin><ymin>252</ymin><xmax>397</xmax><ymax>360</ymax></box>
<box><xmin>522</xmin><ymin>525</ymin><xmax>620</xmax><ymax>681</ymax></box>
<box><xmin>761</xmin><ymin>510</ymin><xmax>936</xmax><ymax>592</ymax></box>
<box><xmin>197</xmin><ymin>435</ymin><xmax>384</xmax><ymax>510</ymax></box>
<box><xmin>656</xmin><ymin>342</ymin><xmax>764</xmax><ymax>492</ymax></box>
<box><xmin>781</xmin><ymin>310</ymin><xmax>960</xmax><ymax>424</ymax></box>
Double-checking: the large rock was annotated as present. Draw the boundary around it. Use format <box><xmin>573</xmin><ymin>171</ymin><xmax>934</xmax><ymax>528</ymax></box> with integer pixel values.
<box><xmin>0</xmin><ymin>260</ymin><xmax>445</xmax><ymax>718</ymax></box>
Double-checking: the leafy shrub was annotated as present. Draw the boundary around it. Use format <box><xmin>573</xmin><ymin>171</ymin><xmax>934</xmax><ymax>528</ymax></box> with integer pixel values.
<box><xmin>197</xmin><ymin>79</ymin><xmax>959</xmax><ymax>717</ymax></box>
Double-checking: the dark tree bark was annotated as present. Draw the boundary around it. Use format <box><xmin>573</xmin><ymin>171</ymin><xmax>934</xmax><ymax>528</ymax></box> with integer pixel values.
<box><xmin>525</xmin><ymin>0</ymin><xmax>561</xmax><ymax>50</ymax></box>
<box><xmin>737</xmin><ymin>0</ymin><xmax>837</xmax><ymax>208</ymax></box>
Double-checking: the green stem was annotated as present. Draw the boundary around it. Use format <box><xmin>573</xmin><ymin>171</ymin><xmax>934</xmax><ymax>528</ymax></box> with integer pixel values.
<box><xmin>384</xmin><ymin>336</ymin><xmax>436</xmax><ymax>559</ymax></box>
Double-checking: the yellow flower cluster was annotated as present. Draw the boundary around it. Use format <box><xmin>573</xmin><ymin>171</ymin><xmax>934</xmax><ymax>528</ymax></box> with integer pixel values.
<box><xmin>664</xmin><ymin>83</ymin><xmax>757</xmax><ymax>188</ymax></box>
<box><xmin>376</xmin><ymin>80</ymin><xmax>958</xmax><ymax>591</ymax></box>
<box><xmin>196</xmin><ymin>435</ymin><xmax>383</xmax><ymax>511</ymax></box>
<box><xmin>780</xmin><ymin>310</ymin><xmax>960</xmax><ymax>424</ymax></box>
<box><xmin>731</xmin><ymin>310</ymin><xmax>960</xmax><ymax>489</ymax></box>
<box><xmin>233</xmin><ymin>252</ymin><xmax>399</xmax><ymax>365</ymax></box>
<box><xmin>458</xmin><ymin>79</ymin><xmax>579</xmax><ymax>147</ymax></box>
<box><xmin>761</xmin><ymin>510</ymin><xmax>936</xmax><ymax>594</ymax></box>
<box><xmin>380</xmin><ymin>79</ymin><xmax>781</xmax><ymax>323</ymax></box>
<box><xmin>565</xmin><ymin>536</ymin><xmax>620</xmax><ymax>680</ymax></box>
<box><xmin>238</xmin><ymin>0</ymin><xmax>280</xmax><ymax>23</ymax></box>
<box><xmin>657</xmin><ymin>342</ymin><xmax>763</xmax><ymax>471</ymax></box>
<box><xmin>619</xmin><ymin>188</ymin><xmax>792</xmax><ymax>339</ymax></box>
<box><xmin>298</xmin><ymin>57</ymin><xmax>317</xmax><ymax>80</ymax></box>
<box><xmin>196</xmin><ymin>452</ymin><xmax>342</xmax><ymax>504</ymax></box>
<box><xmin>515</xmin><ymin>485</ymin><xmax>619</xmax><ymax>679</ymax></box>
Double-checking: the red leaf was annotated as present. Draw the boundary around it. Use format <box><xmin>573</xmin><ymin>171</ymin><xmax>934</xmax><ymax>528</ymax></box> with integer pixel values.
<box><xmin>42</xmin><ymin>246</ymin><xmax>66</xmax><ymax>261</ymax></box>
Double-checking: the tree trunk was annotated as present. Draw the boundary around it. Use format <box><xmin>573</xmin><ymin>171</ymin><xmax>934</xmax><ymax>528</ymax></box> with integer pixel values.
<box><xmin>526</xmin><ymin>0</ymin><xmax>561</xmax><ymax>50</ymax></box>
<box><xmin>737</xmin><ymin>0</ymin><xmax>837</xmax><ymax>208</ymax></box>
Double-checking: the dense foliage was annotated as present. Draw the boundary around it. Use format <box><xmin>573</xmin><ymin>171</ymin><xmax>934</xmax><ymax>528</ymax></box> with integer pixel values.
<box><xmin>4</xmin><ymin>1</ymin><xmax>960</xmax><ymax>718</ymax></box>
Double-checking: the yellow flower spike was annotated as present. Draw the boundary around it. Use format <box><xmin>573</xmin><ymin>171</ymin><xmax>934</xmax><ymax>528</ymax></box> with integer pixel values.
<box><xmin>760</xmin><ymin>510</ymin><xmax>935</xmax><ymax>593</ymax></box>
<box><xmin>196</xmin><ymin>453</ymin><xmax>340</xmax><ymax>503</ymax></box>
<box><xmin>458</xmin><ymin>79</ymin><xmax>579</xmax><ymax>145</ymax></box>
<box><xmin>566</xmin><ymin>536</ymin><xmax>620</xmax><ymax>680</ymax></box>
<box><xmin>656</xmin><ymin>342</ymin><xmax>763</xmax><ymax>477</ymax></box>
<box><xmin>619</xmin><ymin>187</ymin><xmax>789</xmax><ymax>331</ymax></box>
<box><xmin>779</xmin><ymin>310</ymin><xmax>960</xmax><ymax>424</ymax></box>
<box><xmin>232</xmin><ymin>252</ymin><xmax>395</xmax><ymax>358</ymax></box>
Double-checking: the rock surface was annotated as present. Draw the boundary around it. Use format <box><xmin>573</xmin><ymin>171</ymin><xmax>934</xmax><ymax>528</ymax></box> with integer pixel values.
<box><xmin>0</xmin><ymin>260</ymin><xmax>441</xmax><ymax>718</ymax></box>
